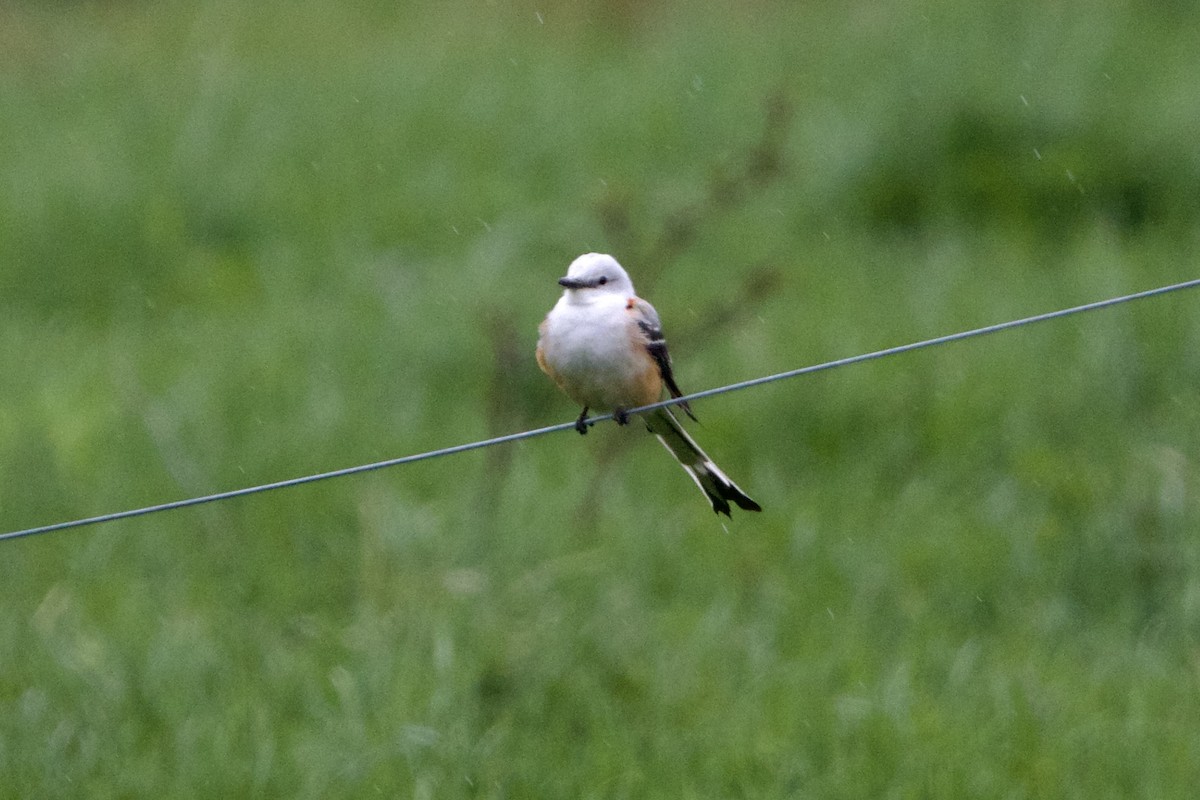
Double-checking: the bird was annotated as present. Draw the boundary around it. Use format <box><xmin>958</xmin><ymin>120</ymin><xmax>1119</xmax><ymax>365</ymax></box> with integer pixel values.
<box><xmin>536</xmin><ymin>252</ymin><xmax>761</xmax><ymax>516</ymax></box>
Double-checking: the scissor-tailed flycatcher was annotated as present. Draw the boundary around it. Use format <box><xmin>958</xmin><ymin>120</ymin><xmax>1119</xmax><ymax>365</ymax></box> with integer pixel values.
<box><xmin>537</xmin><ymin>253</ymin><xmax>761</xmax><ymax>516</ymax></box>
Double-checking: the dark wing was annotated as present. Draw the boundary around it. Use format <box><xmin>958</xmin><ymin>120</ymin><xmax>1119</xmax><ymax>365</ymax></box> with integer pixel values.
<box><xmin>630</xmin><ymin>297</ymin><xmax>697</xmax><ymax>422</ymax></box>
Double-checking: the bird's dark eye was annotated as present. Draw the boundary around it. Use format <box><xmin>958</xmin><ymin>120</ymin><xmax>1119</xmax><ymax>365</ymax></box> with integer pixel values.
<box><xmin>597</xmin><ymin>276</ymin><xmax>608</xmax><ymax>285</ymax></box>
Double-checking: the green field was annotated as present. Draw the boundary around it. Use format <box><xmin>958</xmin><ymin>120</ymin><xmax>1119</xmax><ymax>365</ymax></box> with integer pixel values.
<box><xmin>3</xmin><ymin>1</ymin><xmax>1200</xmax><ymax>796</ymax></box>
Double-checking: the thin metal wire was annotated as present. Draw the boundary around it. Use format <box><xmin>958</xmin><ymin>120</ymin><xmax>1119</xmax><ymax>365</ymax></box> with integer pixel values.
<box><xmin>4</xmin><ymin>276</ymin><xmax>1199</xmax><ymax>543</ymax></box>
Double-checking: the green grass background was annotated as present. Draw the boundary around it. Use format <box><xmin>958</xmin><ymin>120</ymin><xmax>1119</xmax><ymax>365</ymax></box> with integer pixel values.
<box><xmin>3</xmin><ymin>0</ymin><xmax>1200</xmax><ymax>796</ymax></box>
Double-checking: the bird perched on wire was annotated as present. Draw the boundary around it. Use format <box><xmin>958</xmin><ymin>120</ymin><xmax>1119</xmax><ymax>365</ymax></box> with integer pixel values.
<box><xmin>536</xmin><ymin>252</ymin><xmax>761</xmax><ymax>516</ymax></box>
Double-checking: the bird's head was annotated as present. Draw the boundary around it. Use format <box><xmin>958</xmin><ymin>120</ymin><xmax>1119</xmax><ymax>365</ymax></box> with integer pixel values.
<box><xmin>557</xmin><ymin>253</ymin><xmax>634</xmax><ymax>299</ymax></box>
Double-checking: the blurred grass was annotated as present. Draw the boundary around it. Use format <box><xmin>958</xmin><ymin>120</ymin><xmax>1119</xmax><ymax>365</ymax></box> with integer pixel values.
<box><xmin>2</xmin><ymin>0</ymin><xmax>1200</xmax><ymax>797</ymax></box>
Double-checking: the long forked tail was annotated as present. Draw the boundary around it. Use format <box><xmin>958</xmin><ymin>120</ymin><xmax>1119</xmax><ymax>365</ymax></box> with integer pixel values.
<box><xmin>643</xmin><ymin>408</ymin><xmax>762</xmax><ymax>516</ymax></box>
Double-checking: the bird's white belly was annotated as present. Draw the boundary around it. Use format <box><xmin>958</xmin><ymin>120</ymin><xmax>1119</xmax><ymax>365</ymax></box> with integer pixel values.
<box><xmin>541</xmin><ymin>302</ymin><xmax>649</xmax><ymax>410</ymax></box>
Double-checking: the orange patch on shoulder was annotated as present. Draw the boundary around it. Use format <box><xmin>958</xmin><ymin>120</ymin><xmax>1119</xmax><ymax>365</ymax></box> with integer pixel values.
<box><xmin>626</xmin><ymin>297</ymin><xmax>636</xmax><ymax>310</ymax></box>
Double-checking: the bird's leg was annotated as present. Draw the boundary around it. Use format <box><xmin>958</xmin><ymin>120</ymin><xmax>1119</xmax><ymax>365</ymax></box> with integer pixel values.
<box><xmin>574</xmin><ymin>406</ymin><xmax>590</xmax><ymax>435</ymax></box>
<box><xmin>613</xmin><ymin>407</ymin><xmax>630</xmax><ymax>426</ymax></box>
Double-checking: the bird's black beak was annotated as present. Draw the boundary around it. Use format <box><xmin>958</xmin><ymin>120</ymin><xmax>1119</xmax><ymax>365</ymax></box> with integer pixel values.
<box><xmin>558</xmin><ymin>276</ymin><xmax>589</xmax><ymax>289</ymax></box>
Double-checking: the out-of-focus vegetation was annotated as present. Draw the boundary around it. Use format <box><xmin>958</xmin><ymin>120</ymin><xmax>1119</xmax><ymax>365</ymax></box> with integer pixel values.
<box><xmin>2</xmin><ymin>1</ymin><xmax>1199</xmax><ymax>797</ymax></box>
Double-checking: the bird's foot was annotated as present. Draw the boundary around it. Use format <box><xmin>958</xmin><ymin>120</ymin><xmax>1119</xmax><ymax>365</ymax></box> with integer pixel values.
<box><xmin>613</xmin><ymin>407</ymin><xmax>630</xmax><ymax>426</ymax></box>
<box><xmin>574</xmin><ymin>407</ymin><xmax>590</xmax><ymax>435</ymax></box>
